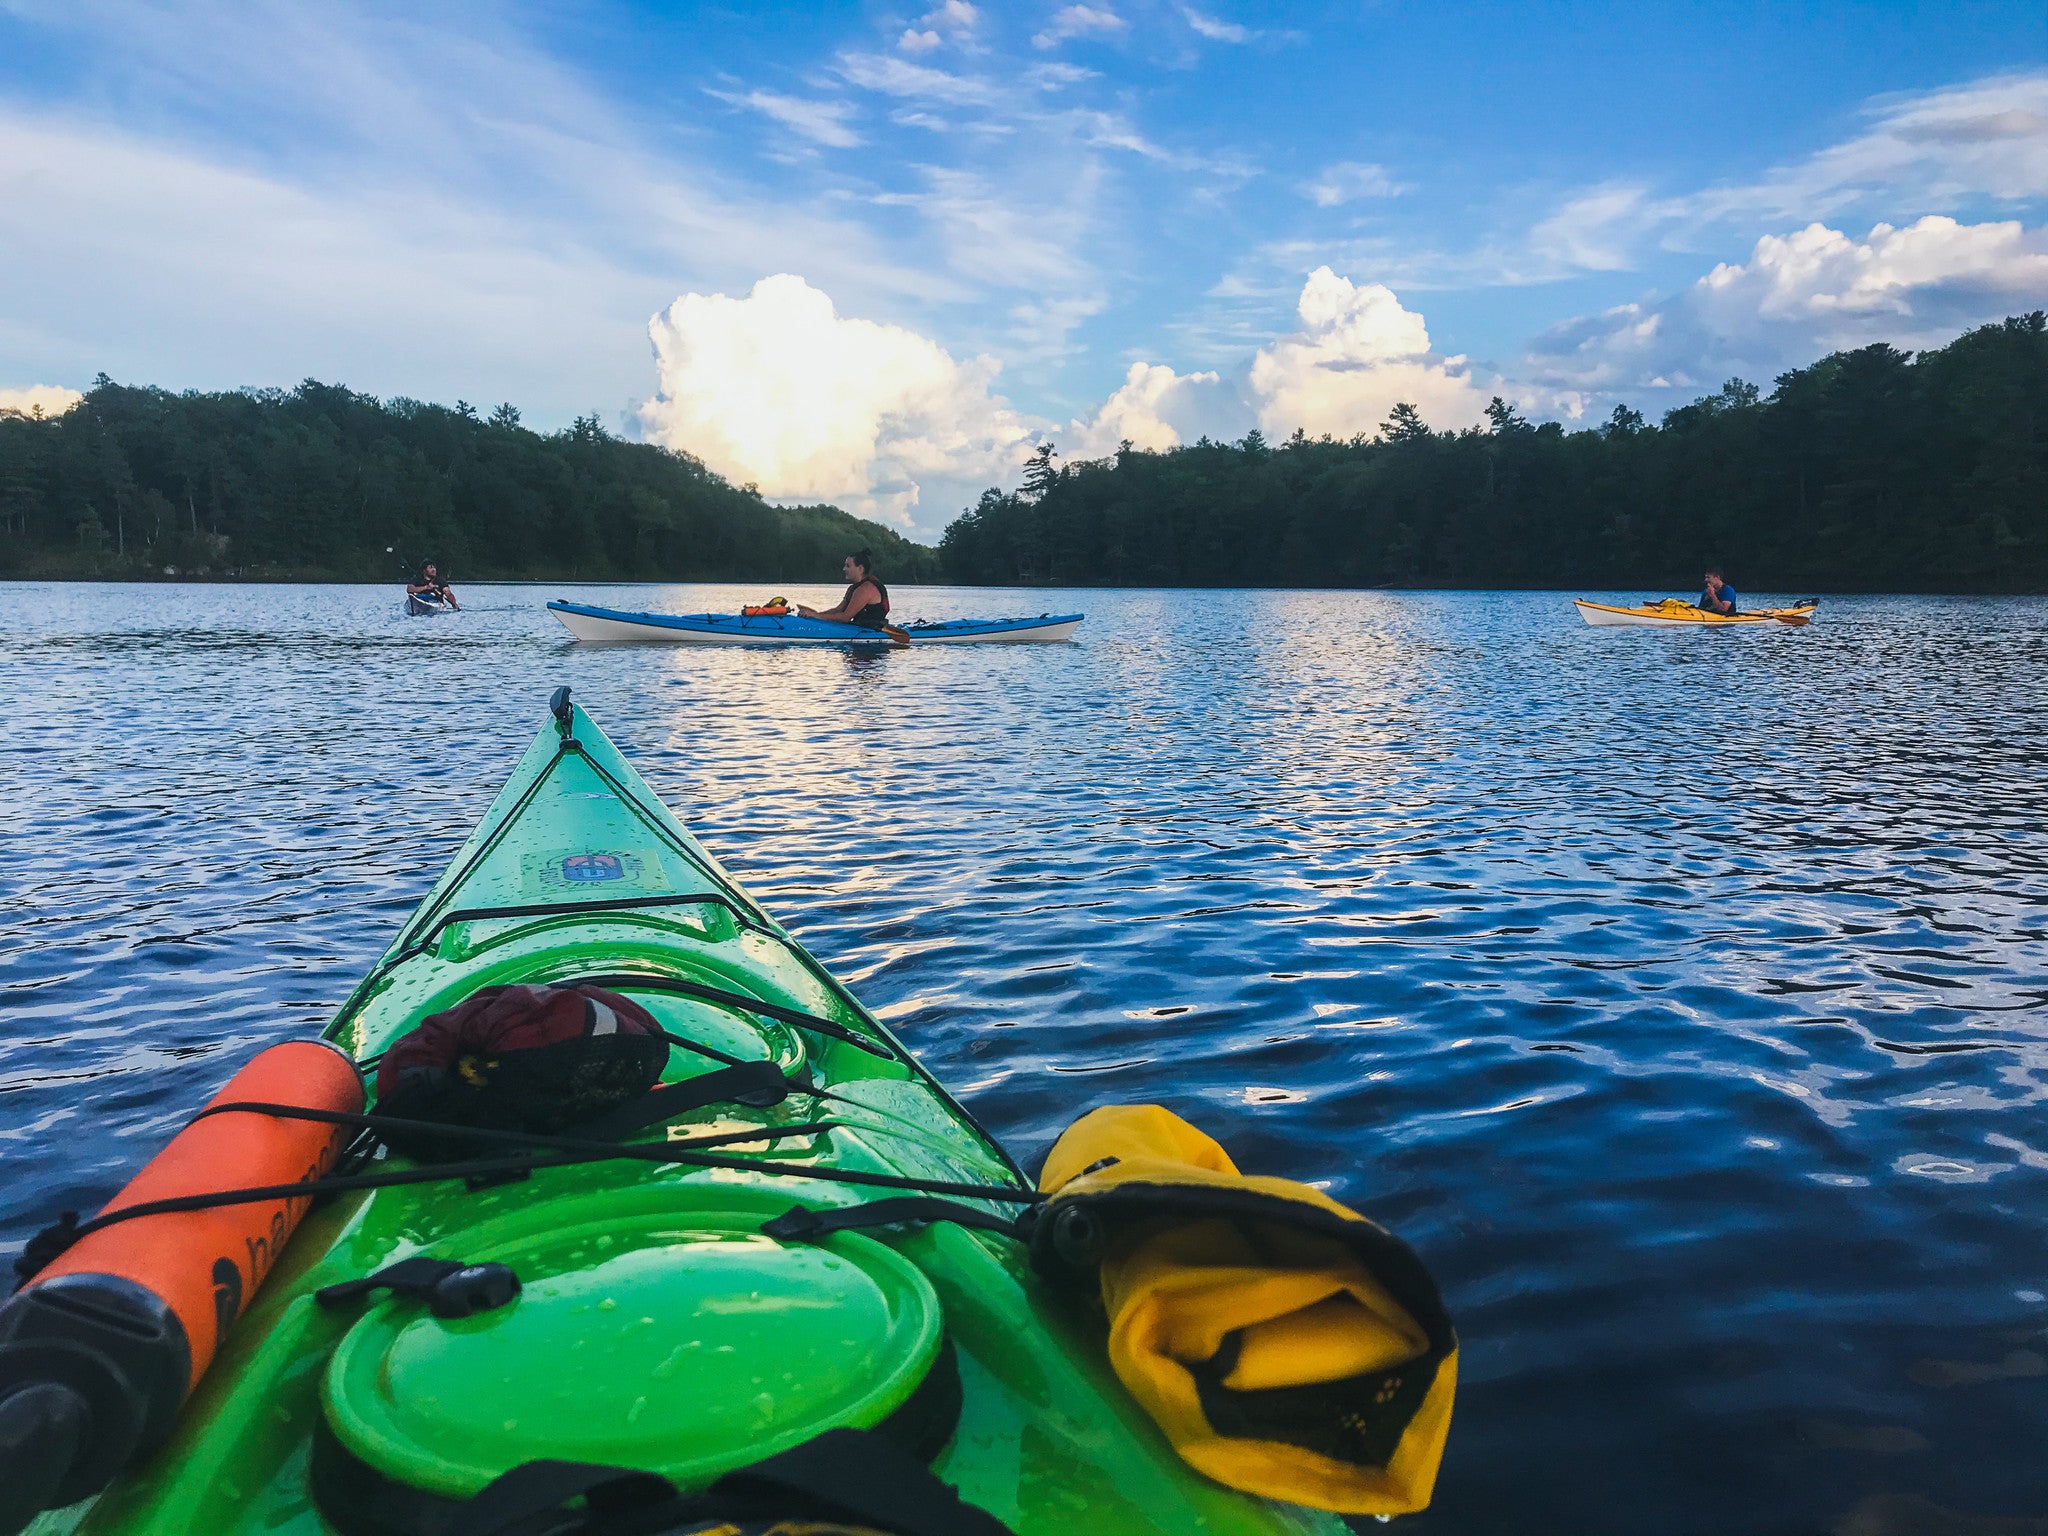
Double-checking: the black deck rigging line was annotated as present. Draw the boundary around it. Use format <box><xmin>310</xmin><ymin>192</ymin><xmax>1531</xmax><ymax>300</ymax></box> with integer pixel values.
<box><xmin>746</xmin><ymin>933</ymin><xmax>1036</xmax><ymax>1190</ymax></box>
<box><xmin>574</xmin><ymin>972</ymin><xmax>899</xmax><ymax>1062</ymax></box>
<box><xmin>376</xmin><ymin>893</ymin><xmax>765</xmax><ymax>971</ymax></box>
<box><xmin>12</xmin><ymin>1120</ymin><xmax>846</xmax><ymax>1285</ymax></box>
<box><xmin>15</xmin><ymin>1097</ymin><xmax>1042</xmax><ymax>1284</ymax></box>
<box><xmin>176</xmin><ymin>1098</ymin><xmax>838</xmax><ymax>1162</ymax></box>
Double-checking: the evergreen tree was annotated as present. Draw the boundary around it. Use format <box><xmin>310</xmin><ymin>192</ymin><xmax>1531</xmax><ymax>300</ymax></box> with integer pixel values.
<box><xmin>1381</xmin><ymin>402</ymin><xmax>1431</xmax><ymax>442</ymax></box>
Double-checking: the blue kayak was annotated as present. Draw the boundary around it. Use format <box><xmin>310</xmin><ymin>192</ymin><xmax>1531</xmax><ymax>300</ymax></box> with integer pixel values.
<box><xmin>548</xmin><ymin>600</ymin><xmax>1083</xmax><ymax>645</ymax></box>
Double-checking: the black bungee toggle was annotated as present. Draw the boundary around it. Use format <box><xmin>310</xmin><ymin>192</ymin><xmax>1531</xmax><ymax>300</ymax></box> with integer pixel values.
<box><xmin>316</xmin><ymin>1258</ymin><xmax>521</xmax><ymax>1320</ymax></box>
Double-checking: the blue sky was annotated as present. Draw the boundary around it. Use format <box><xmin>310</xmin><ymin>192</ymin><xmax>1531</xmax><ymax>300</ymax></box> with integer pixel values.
<box><xmin>3</xmin><ymin>1</ymin><xmax>2045</xmax><ymax>535</ymax></box>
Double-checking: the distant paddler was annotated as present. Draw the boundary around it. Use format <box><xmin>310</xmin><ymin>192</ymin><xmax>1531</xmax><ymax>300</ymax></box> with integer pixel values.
<box><xmin>1698</xmin><ymin>569</ymin><xmax>1738</xmax><ymax>615</ymax></box>
<box><xmin>797</xmin><ymin>549</ymin><xmax>889</xmax><ymax>630</ymax></box>
<box><xmin>406</xmin><ymin>562</ymin><xmax>460</xmax><ymax>611</ymax></box>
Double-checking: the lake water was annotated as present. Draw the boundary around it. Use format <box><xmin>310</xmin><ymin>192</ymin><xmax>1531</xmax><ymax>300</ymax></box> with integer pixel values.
<box><xmin>4</xmin><ymin>581</ymin><xmax>2045</xmax><ymax>1535</ymax></box>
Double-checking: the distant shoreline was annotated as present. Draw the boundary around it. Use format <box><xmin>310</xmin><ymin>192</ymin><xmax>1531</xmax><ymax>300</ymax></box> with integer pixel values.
<box><xmin>5</xmin><ymin>575</ymin><xmax>2042</xmax><ymax>597</ymax></box>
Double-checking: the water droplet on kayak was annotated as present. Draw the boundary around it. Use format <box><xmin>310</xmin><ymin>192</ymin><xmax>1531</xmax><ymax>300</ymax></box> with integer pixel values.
<box><xmin>654</xmin><ymin>1344</ymin><xmax>690</xmax><ymax>1379</ymax></box>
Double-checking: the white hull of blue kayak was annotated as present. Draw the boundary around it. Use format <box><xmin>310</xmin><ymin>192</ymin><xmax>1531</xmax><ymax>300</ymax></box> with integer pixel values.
<box><xmin>548</xmin><ymin>600</ymin><xmax>1083</xmax><ymax>645</ymax></box>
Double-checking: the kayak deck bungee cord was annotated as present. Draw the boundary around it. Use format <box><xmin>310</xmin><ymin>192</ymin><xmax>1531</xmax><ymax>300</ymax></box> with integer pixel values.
<box><xmin>1</xmin><ymin>689</ymin><xmax>1453</xmax><ymax>1536</ymax></box>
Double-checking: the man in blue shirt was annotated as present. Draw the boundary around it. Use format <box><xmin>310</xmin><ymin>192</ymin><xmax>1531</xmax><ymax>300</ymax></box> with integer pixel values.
<box><xmin>1699</xmin><ymin>570</ymin><xmax>1738</xmax><ymax>614</ymax></box>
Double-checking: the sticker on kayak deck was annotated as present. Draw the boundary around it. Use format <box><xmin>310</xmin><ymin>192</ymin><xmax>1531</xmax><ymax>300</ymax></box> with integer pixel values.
<box><xmin>526</xmin><ymin>849</ymin><xmax>657</xmax><ymax>893</ymax></box>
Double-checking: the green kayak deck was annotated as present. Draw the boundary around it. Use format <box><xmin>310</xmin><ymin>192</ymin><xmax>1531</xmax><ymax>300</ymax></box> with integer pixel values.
<box><xmin>30</xmin><ymin>696</ymin><xmax>1342</xmax><ymax>1536</ymax></box>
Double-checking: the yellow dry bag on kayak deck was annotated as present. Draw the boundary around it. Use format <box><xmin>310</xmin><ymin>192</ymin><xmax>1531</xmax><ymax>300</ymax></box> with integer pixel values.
<box><xmin>1027</xmin><ymin>1106</ymin><xmax>1456</xmax><ymax>1516</ymax></box>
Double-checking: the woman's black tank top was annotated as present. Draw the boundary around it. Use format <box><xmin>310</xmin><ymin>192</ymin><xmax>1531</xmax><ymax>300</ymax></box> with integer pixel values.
<box><xmin>842</xmin><ymin>577</ymin><xmax>890</xmax><ymax>628</ymax></box>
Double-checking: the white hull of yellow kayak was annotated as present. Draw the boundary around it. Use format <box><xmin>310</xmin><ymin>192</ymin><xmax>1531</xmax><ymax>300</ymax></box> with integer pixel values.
<box><xmin>1573</xmin><ymin>599</ymin><xmax>1816</xmax><ymax>628</ymax></box>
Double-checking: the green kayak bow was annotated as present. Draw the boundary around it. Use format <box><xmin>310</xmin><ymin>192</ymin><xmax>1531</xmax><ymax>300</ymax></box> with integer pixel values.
<box><xmin>6</xmin><ymin>691</ymin><xmax>1448</xmax><ymax>1536</ymax></box>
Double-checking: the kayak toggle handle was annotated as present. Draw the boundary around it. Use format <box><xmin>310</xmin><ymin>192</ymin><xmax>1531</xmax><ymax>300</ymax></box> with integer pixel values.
<box><xmin>548</xmin><ymin>686</ymin><xmax>573</xmax><ymax>736</ymax></box>
<box><xmin>0</xmin><ymin>1383</ymin><xmax>88</xmax><ymax>1536</ymax></box>
<box><xmin>316</xmin><ymin>1257</ymin><xmax>521</xmax><ymax>1320</ymax></box>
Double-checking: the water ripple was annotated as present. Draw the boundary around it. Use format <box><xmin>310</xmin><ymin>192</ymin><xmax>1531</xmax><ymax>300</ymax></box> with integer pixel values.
<box><xmin>3</xmin><ymin>582</ymin><xmax>2046</xmax><ymax>1532</ymax></box>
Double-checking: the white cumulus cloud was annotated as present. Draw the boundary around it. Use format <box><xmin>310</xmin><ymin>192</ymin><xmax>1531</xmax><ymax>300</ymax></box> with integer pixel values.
<box><xmin>1527</xmin><ymin>215</ymin><xmax>2048</xmax><ymax>395</ymax></box>
<box><xmin>1065</xmin><ymin>361</ymin><xmax>1220</xmax><ymax>456</ymax></box>
<box><xmin>1249</xmin><ymin>267</ymin><xmax>1492</xmax><ymax>439</ymax></box>
<box><xmin>638</xmin><ymin>274</ymin><xmax>1038</xmax><ymax>525</ymax></box>
<box><xmin>0</xmin><ymin>384</ymin><xmax>84</xmax><ymax>418</ymax></box>
<box><xmin>900</xmin><ymin>0</ymin><xmax>979</xmax><ymax>51</ymax></box>
<box><xmin>1033</xmin><ymin>5</ymin><xmax>1125</xmax><ymax>49</ymax></box>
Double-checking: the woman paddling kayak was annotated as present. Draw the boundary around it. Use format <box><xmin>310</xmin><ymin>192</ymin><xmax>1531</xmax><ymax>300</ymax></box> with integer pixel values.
<box><xmin>797</xmin><ymin>549</ymin><xmax>888</xmax><ymax>629</ymax></box>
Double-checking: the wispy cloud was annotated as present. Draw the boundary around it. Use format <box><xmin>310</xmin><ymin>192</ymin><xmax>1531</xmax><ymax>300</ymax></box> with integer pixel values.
<box><xmin>1237</xmin><ymin>73</ymin><xmax>2048</xmax><ymax>303</ymax></box>
<box><xmin>1026</xmin><ymin>61</ymin><xmax>1099</xmax><ymax>89</ymax></box>
<box><xmin>874</xmin><ymin>164</ymin><xmax>1102</xmax><ymax>295</ymax></box>
<box><xmin>0</xmin><ymin>6</ymin><xmax>974</xmax><ymax>423</ymax></box>
<box><xmin>1301</xmin><ymin>161</ymin><xmax>1406</xmax><ymax>207</ymax></box>
<box><xmin>1525</xmin><ymin>184</ymin><xmax>1646</xmax><ymax>270</ymax></box>
<box><xmin>1678</xmin><ymin>72</ymin><xmax>2048</xmax><ymax>228</ymax></box>
<box><xmin>834</xmin><ymin>49</ymin><xmax>996</xmax><ymax>106</ymax></box>
<box><xmin>1033</xmin><ymin>4</ymin><xmax>1126</xmax><ymax>50</ymax></box>
<box><xmin>708</xmin><ymin>88</ymin><xmax>862</xmax><ymax>148</ymax></box>
<box><xmin>1182</xmin><ymin>8</ymin><xmax>1250</xmax><ymax>43</ymax></box>
<box><xmin>1520</xmin><ymin>72</ymin><xmax>2048</xmax><ymax>277</ymax></box>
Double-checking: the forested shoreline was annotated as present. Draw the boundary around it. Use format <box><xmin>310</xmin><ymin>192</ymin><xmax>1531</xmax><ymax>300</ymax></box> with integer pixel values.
<box><xmin>940</xmin><ymin>315</ymin><xmax>2048</xmax><ymax>592</ymax></box>
<box><xmin>0</xmin><ymin>379</ymin><xmax>938</xmax><ymax>583</ymax></box>
<box><xmin>4</xmin><ymin>313</ymin><xmax>2043</xmax><ymax>591</ymax></box>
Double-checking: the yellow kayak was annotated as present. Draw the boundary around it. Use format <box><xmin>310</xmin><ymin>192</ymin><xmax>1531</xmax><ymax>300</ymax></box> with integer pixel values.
<box><xmin>1573</xmin><ymin>598</ymin><xmax>1817</xmax><ymax>628</ymax></box>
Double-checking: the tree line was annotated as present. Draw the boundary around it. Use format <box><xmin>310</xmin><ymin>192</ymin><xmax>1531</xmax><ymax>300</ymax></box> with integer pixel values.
<box><xmin>0</xmin><ymin>378</ymin><xmax>938</xmax><ymax>583</ymax></box>
<box><xmin>6</xmin><ymin>314</ymin><xmax>2042</xmax><ymax>592</ymax></box>
<box><xmin>938</xmin><ymin>313</ymin><xmax>2048</xmax><ymax>592</ymax></box>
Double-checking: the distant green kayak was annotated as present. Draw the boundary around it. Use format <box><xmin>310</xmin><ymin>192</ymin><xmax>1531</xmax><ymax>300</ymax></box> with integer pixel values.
<box><xmin>8</xmin><ymin>693</ymin><xmax>1448</xmax><ymax>1536</ymax></box>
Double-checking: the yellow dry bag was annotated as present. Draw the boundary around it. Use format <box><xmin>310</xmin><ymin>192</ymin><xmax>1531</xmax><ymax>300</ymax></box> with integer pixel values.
<box><xmin>1028</xmin><ymin>1105</ymin><xmax>1456</xmax><ymax>1515</ymax></box>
